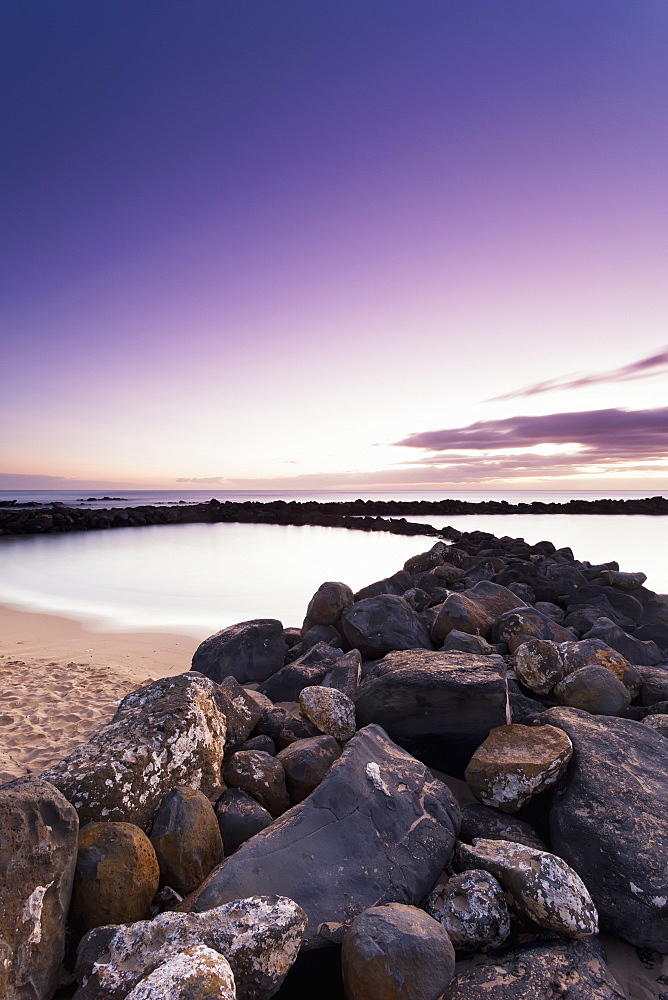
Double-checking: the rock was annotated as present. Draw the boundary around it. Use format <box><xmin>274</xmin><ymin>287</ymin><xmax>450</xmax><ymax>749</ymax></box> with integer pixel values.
<box><xmin>218</xmin><ymin>677</ymin><xmax>262</xmax><ymax>750</ymax></box>
<box><xmin>425</xmin><ymin>870</ymin><xmax>510</xmax><ymax>951</ymax></box>
<box><xmin>191</xmin><ymin>620</ymin><xmax>287</xmax><ymax>684</ymax></box>
<box><xmin>431</xmin><ymin>582</ymin><xmax>525</xmax><ymax>644</ymax></box>
<box><xmin>42</xmin><ymin>674</ymin><xmax>227</xmax><ymax>830</ymax></box>
<box><xmin>182</xmin><ymin>725</ymin><xmax>461</xmax><ymax>950</ymax></box>
<box><xmin>276</xmin><ymin>736</ymin><xmax>342</xmax><ymax>804</ymax></box>
<box><xmin>320</xmin><ymin>648</ymin><xmax>362</xmax><ymax>698</ymax></box>
<box><xmin>255</xmin><ymin>704</ymin><xmax>322</xmax><ymax>749</ymax></box>
<box><xmin>508</xmin><ymin>582</ymin><xmax>536</xmax><ymax>604</ymax></box>
<box><xmin>492</xmin><ymin>607</ymin><xmax>574</xmax><ymax>652</ymax></box>
<box><xmin>534</xmin><ymin>600</ymin><xmax>566</xmax><ymax>622</ymax></box>
<box><xmin>259</xmin><ymin>642</ymin><xmax>345</xmax><ymax>702</ymax></box>
<box><xmin>597</xmin><ymin>569</ymin><xmax>647</xmax><ymax>591</ymax></box>
<box><xmin>558</xmin><ymin>639</ymin><xmax>642</xmax><ymax>695</ymax></box>
<box><xmin>445</xmin><ymin>938</ymin><xmax>625</xmax><ymax>999</ymax></box>
<box><xmin>404</xmin><ymin>542</ymin><xmax>449</xmax><ymax>574</ymax></box>
<box><xmin>354</xmin><ymin>569</ymin><xmax>413</xmax><ymax>602</ymax></box>
<box><xmin>222</xmin><ymin>751</ymin><xmax>290</xmax><ymax>817</ymax></box>
<box><xmin>433</xmin><ymin>563</ymin><xmax>468</xmax><ymax>586</ymax></box>
<box><xmin>342</xmin><ymin>903</ymin><xmax>455</xmax><ymax>1000</ymax></box>
<box><xmin>341</xmin><ymin>595</ymin><xmax>432</xmax><ymax>657</ymax></box>
<box><xmin>639</xmin><ymin>664</ymin><xmax>668</xmax><ymax>705</ymax></box>
<box><xmin>149</xmin><ymin>787</ymin><xmax>224</xmax><ymax>896</ymax></box>
<box><xmin>354</xmin><ymin>650</ymin><xmax>507</xmax><ymax>776</ymax></box>
<box><xmin>458</xmin><ymin>802</ymin><xmax>546</xmax><ymax>851</ymax></box>
<box><xmin>74</xmin><ymin>895</ymin><xmax>307</xmax><ymax>1000</ymax></box>
<box><xmin>298</xmin><ymin>622</ymin><xmax>344</xmax><ymax>651</ymax></box>
<box><xmin>457</xmin><ymin>839</ymin><xmax>598</xmax><ymax>937</ymax></box>
<box><xmin>215</xmin><ymin>789</ymin><xmax>274</xmax><ymax>854</ymax></box>
<box><xmin>71</xmin><ymin>822</ymin><xmax>160</xmax><ymax>933</ymax></box>
<box><xmin>513</xmin><ymin>638</ymin><xmax>565</xmax><ymax>694</ymax></box>
<box><xmin>402</xmin><ymin>587</ymin><xmax>432</xmax><ymax>612</ymax></box>
<box><xmin>541</xmin><ymin>706</ymin><xmax>668</xmax><ymax>950</ymax></box>
<box><xmin>123</xmin><ymin>945</ymin><xmax>235</xmax><ymax>1000</ymax></box>
<box><xmin>582</xmin><ymin>617</ymin><xmax>664</xmax><ymax>665</ymax></box>
<box><xmin>553</xmin><ymin>665</ymin><xmax>631</xmax><ymax>715</ymax></box>
<box><xmin>148</xmin><ymin>885</ymin><xmax>183</xmax><ymax>917</ymax></box>
<box><xmin>240</xmin><ymin>735</ymin><xmax>276</xmax><ymax>755</ymax></box>
<box><xmin>642</xmin><ymin>714</ymin><xmax>668</xmax><ymax>737</ymax></box>
<box><xmin>441</xmin><ymin>630</ymin><xmax>494</xmax><ymax>655</ymax></box>
<box><xmin>464</xmin><ymin>724</ymin><xmax>572</xmax><ymax>812</ymax></box>
<box><xmin>0</xmin><ymin>778</ymin><xmax>78</xmax><ymax>1000</ymax></box>
<box><xmin>565</xmin><ymin>585</ymin><xmax>643</xmax><ymax>631</ymax></box>
<box><xmin>302</xmin><ymin>582</ymin><xmax>354</xmax><ymax>631</ymax></box>
<box><xmin>299</xmin><ymin>685</ymin><xmax>356</xmax><ymax>741</ymax></box>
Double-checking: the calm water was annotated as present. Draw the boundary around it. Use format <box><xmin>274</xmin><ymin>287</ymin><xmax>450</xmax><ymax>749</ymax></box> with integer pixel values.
<box><xmin>0</xmin><ymin>511</ymin><xmax>666</xmax><ymax>638</ymax></box>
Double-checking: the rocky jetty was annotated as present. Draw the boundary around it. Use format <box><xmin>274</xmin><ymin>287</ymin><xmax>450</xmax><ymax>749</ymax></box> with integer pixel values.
<box><xmin>3</xmin><ymin>525</ymin><xmax>668</xmax><ymax>998</ymax></box>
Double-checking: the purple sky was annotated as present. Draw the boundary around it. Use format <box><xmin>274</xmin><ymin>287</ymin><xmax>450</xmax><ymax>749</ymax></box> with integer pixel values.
<box><xmin>2</xmin><ymin>1</ymin><xmax>667</xmax><ymax>491</ymax></box>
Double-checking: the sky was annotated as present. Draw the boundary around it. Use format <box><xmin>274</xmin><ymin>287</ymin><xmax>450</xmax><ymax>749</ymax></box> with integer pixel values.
<box><xmin>2</xmin><ymin>0</ymin><xmax>667</xmax><ymax>493</ymax></box>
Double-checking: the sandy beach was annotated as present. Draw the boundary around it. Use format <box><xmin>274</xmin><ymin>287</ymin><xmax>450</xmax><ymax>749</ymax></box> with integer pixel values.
<box><xmin>0</xmin><ymin>602</ymin><xmax>200</xmax><ymax>784</ymax></box>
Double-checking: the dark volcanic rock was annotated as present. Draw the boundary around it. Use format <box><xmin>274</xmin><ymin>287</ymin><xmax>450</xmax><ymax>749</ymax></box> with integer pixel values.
<box><xmin>191</xmin><ymin>619</ymin><xmax>287</xmax><ymax>684</ymax></box>
<box><xmin>431</xmin><ymin>582</ymin><xmax>525</xmax><ymax>644</ymax></box>
<box><xmin>259</xmin><ymin>642</ymin><xmax>345</xmax><ymax>702</ymax></box>
<box><xmin>639</xmin><ymin>664</ymin><xmax>668</xmax><ymax>705</ymax></box>
<box><xmin>553</xmin><ymin>664</ymin><xmax>631</xmax><ymax>716</ymax></box>
<box><xmin>425</xmin><ymin>870</ymin><xmax>510</xmax><ymax>952</ymax></box>
<box><xmin>302</xmin><ymin>581</ymin><xmax>354</xmax><ymax>631</ymax></box>
<box><xmin>255</xmin><ymin>703</ymin><xmax>322</xmax><ymax>749</ymax></box>
<box><xmin>445</xmin><ymin>938</ymin><xmax>625</xmax><ymax>999</ymax></box>
<box><xmin>341</xmin><ymin>594</ymin><xmax>432</xmax><ymax>657</ymax></box>
<box><xmin>149</xmin><ymin>786</ymin><xmax>224</xmax><ymax>895</ymax></box>
<box><xmin>354</xmin><ymin>650</ymin><xmax>507</xmax><ymax>775</ymax></box>
<box><xmin>459</xmin><ymin>802</ymin><xmax>546</xmax><ymax>851</ymax></box>
<box><xmin>0</xmin><ymin>778</ymin><xmax>79</xmax><ymax>1000</ymax></box>
<box><xmin>42</xmin><ymin>674</ymin><xmax>227</xmax><ymax>830</ymax></box>
<box><xmin>582</xmin><ymin>617</ymin><xmax>664</xmax><ymax>665</ymax></box>
<box><xmin>214</xmin><ymin>788</ymin><xmax>274</xmax><ymax>854</ymax></box>
<box><xmin>353</xmin><ymin>569</ymin><xmax>413</xmax><ymax>602</ymax></box>
<box><xmin>222</xmin><ymin>751</ymin><xmax>290</xmax><ymax>817</ymax></box>
<box><xmin>182</xmin><ymin>725</ymin><xmax>461</xmax><ymax>950</ymax></box>
<box><xmin>541</xmin><ymin>706</ymin><xmax>668</xmax><ymax>951</ymax></box>
<box><xmin>276</xmin><ymin>736</ymin><xmax>342</xmax><ymax>804</ymax></box>
<box><xmin>492</xmin><ymin>607</ymin><xmax>575</xmax><ymax>651</ymax></box>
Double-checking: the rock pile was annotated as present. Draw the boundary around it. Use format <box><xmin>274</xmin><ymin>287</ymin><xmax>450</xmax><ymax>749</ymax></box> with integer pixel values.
<box><xmin>2</xmin><ymin>525</ymin><xmax>668</xmax><ymax>998</ymax></box>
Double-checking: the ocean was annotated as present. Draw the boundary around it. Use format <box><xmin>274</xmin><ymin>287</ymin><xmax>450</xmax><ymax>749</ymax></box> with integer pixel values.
<box><xmin>0</xmin><ymin>489</ymin><xmax>666</xmax><ymax>637</ymax></box>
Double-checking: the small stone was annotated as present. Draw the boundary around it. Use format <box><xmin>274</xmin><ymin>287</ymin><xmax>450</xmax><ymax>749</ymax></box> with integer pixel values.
<box><xmin>513</xmin><ymin>639</ymin><xmax>565</xmax><ymax>694</ymax></box>
<box><xmin>222</xmin><ymin>751</ymin><xmax>290</xmax><ymax>817</ymax></box>
<box><xmin>457</xmin><ymin>838</ymin><xmax>598</xmax><ymax>937</ymax></box>
<box><xmin>299</xmin><ymin>685</ymin><xmax>356</xmax><ymax>741</ymax></box>
<box><xmin>459</xmin><ymin>802</ymin><xmax>546</xmax><ymax>851</ymax></box>
<box><xmin>554</xmin><ymin>665</ymin><xmax>631</xmax><ymax>715</ymax></box>
<box><xmin>464</xmin><ymin>724</ymin><xmax>573</xmax><ymax>812</ymax></box>
<box><xmin>215</xmin><ymin>788</ymin><xmax>273</xmax><ymax>854</ymax></box>
<box><xmin>124</xmin><ymin>945</ymin><xmax>235</xmax><ymax>1000</ymax></box>
<box><xmin>149</xmin><ymin>786</ymin><xmax>224</xmax><ymax>896</ymax></box>
<box><xmin>559</xmin><ymin>639</ymin><xmax>642</xmax><ymax>696</ymax></box>
<box><xmin>425</xmin><ymin>869</ymin><xmax>510</xmax><ymax>951</ymax></box>
<box><xmin>277</xmin><ymin>736</ymin><xmax>342</xmax><ymax>804</ymax></box>
<box><xmin>341</xmin><ymin>902</ymin><xmax>455</xmax><ymax>1000</ymax></box>
<box><xmin>71</xmin><ymin>822</ymin><xmax>160</xmax><ymax>933</ymax></box>
<box><xmin>303</xmin><ymin>581</ymin><xmax>354</xmax><ymax>630</ymax></box>
<box><xmin>642</xmin><ymin>714</ymin><xmax>668</xmax><ymax>737</ymax></box>
<box><xmin>441</xmin><ymin>630</ymin><xmax>494</xmax><ymax>655</ymax></box>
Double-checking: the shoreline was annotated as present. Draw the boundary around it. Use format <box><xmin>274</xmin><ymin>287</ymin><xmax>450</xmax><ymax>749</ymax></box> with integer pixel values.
<box><xmin>0</xmin><ymin>602</ymin><xmax>198</xmax><ymax>784</ymax></box>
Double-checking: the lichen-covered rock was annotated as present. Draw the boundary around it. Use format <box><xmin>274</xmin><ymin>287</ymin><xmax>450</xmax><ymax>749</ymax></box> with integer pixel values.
<box><xmin>182</xmin><ymin>726</ymin><xmax>461</xmax><ymax>950</ymax></box>
<box><xmin>71</xmin><ymin>822</ymin><xmax>159</xmax><ymax>933</ymax></box>
<box><xmin>445</xmin><ymin>938</ymin><xmax>625</xmax><ymax>999</ymax></box>
<box><xmin>464</xmin><ymin>724</ymin><xmax>572</xmax><ymax>812</ymax></box>
<box><xmin>456</xmin><ymin>839</ymin><xmax>598</xmax><ymax>938</ymax></box>
<box><xmin>302</xmin><ymin>581</ymin><xmax>354</xmax><ymax>631</ymax></box>
<box><xmin>425</xmin><ymin>870</ymin><xmax>510</xmax><ymax>951</ymax></box>
<box><xmin>558</xmin><ymin>639</ymin><xmax>642</xmax><ymax>696</ymax></box>
<box><xmin>191</xmin><ymin>620</ymin><xmax>287</xmax><ymax>684</ymax></box>
<box><xmin>342</xmin><ymin>903</ymin><xmax>455</xmax><ymax>1000</ymax></box>
<box><xmin>255</xmin><ymin>704</ymin><xmax>322</xmax><ymax>749</ymax></box>
<box><xmin>0</xmin><ymin>778</ymin><xmax>78</xmax><ymax>1000</ymax></box>
<box><xmin>223</xmin><ymin>751</ymin><xmax>290</xmax><ymax>817</ymax></box>
<box><xmin>431</xmin><ymin>582</ymin><xmax>525</xmax><ymax>643</ymax></box>
<box><xmin>513</xmin><ymin>639</ymin><xmax>565</xmax><ymax>694</ymax></box>
<box><xmin>458</xmin><ymin>802</ymin><xmax>546</xmax><ymax>851</ymax></box>
<box><xmin>541</xmin><ymin>706</ymin><xmax>668</xmax><ymax>951</ymax></box>
<box><xmin>642</xmin><ymin>713</ymin><xmax>668</xmax><ymax>737</ymax></box>
<box><xmin>215</xmin><ymin>789</ymin><xmax>274</xmax><ymax>854</ymax></box>
<box><xmin>42</xmin><ymin>674</ymin><xmax>227</xmax><ymax>830</ymax></box>
<box><xmin>553</xmin><ymin>664</ymin><xmax>631</xmax><ymax>715</ymax></box>
<box><xmin>124</xmin><ymin>945</ymin><xmax>236</xmax><ymax>1000</ymax></box>
<box><xmin>150</xmin><ymin>787</ymin><xmax>224</xmax><ymax>896</ymax></box>
<box><xmin>218</xmin><ymin>677</ymin><xmax>262</xmax><ymax>750</ymax></box>
<box><xmin>299</xmin><ymin>685</ymin><xmax>356</xmax><ymax>741</ymax></box>
<box><xmin>277</xmin><ymin>736</ymin><xmax>342</xmax><ymax>804</ymax></box>
<box><xmin>74</xmin><ymin>895</ymin><xmax>307</xmax><ymax>1000</ymax></box>
<box><xmin>492</xmin><ymin>607</ymin><xmax>574</xmax><ymax>652</ymax></box>
<box><xmin>341</xmin><ymin>594</ymin><xmax>433</xmax><ymax>657</ymax></box>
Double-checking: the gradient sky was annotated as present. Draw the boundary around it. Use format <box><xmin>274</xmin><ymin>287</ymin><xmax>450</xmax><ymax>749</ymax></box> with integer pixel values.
<box><xmin>2</xmin><ymin>0</ymin><xmax>667</xmax><ymax>491</ymax></box>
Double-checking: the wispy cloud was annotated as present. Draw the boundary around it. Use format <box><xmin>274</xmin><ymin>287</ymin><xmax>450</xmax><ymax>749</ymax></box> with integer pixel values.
<box><xmin>489</xmin><ymin>346</ymin><xmax>668</xmax><ymax>402</ymax></box>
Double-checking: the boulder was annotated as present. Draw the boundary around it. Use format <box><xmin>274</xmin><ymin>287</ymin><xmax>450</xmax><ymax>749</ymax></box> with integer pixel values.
<box><xmin>276</xmin><ymin>736</ymin><xmax>342</xmax><ymax>804</ymax></box>
<box><xmin>218</xmin><ymin>677</ymin><xmax>262</xmax><ymax>750</ymax></box>
<box><xmin>582</xmin><ymin>617</ymin><xmax>664</xmax><ymax>665</ymax></box>
<box><xmin>441</xmin><ymin>630</ymin><xmax>494</xmax><ymax>655</ymax></box>
<box><xmin>320</xmin><ymin>648</ymin><xmax>362</xmax><ymax>698</ymax></box>
<box><xmin>191</xmin><ymin>620</ymin><xmax>287</xmax><ymax>684</ymax></box>
<box><xmin>354</xmin><ymin>569</ymin><xmax>413</xmax><ymax>602</ymax></box>
<box><xmin>513</xmin><ymin>638</ymin><xmax>565</xmax><ymax>694</ymax></box>
<box><xmin>259</xmin><ymin>643</ymin><xmax>345</xmax><ymax>702</ymax></box>
<box><xmin>302</xmin><ymin>581</ymin><xmax>354</xmax><ymax>631</ymax></box>
<box><xmin>541</xmin><ymin>706</ymin><xmax>668</xmax><ymax>950</ymax></box>
<box><xmin>431</xmin><ymin>582</ymin><xmax>525</xmax><ymax>644</ymax></box>
<box><xmin>565</xmin><ymin>585</ymin><xmax>643</xmax><ymax>631</ymax></box>
<box><xmin>401</xmin><ymin>587</ymin><xmax>432</xmax><ymax>612</ymax></box>
<box><xmin>354</xmin><ymin>650</ymin><xmax>508</xmax><ymax>775</ymax></box>
<box><xmin>456</xmin><ymin>839</ymin><xmax>598</xmax><ymax>937</ymax></box>
<box><xmin>341</xmin><ymin>595</ymin><xmax>432</xmax><ymax>657</ymax></box>
<box><xmin>299</xmin><ymin>685</ymin><xmax>356</xmax><ymax>741</ymax></box>
<box><xmin>0</xmin><ymin>778</ymin><xmax>78</xmax><ymax>1000</ymax></box>
<box><xmin>492</xmin><ymin>608</ymin><xmax>574</xmax><ymax>652</ymax></box>
<box><xmin>341</xmin><ymin>903</ymin><xmax>455</xmax><ymax>1000</ymax></box>
<box><xmin>404</xmin><ymin>543</ymin><xmax>449</xmax><ymax>574</ymax></box>
<box><xmin>71</xmin><ymin>822</ymin><xmax>160</xmax><ymax>933</ymax></box>
<box><xmin>150</xmin><ymin>787</ymin><xmax>224</xmax><ymax>896</ymax></box>
<box><xmin>458</xmin><ymin>802</ymin><xmax>546</xmax><ymax>851</ymax></box>
<box><xmin>74</xmin><ymin>895</ymin><xmax>307</xmax><ymax>1000</ymax></box>
<box><xmin>558</xmin><ymin>639</ymin><xmax>641</xmax><ymax>696</ymax></box>
<box><xmin>637</xmin><ymin>663</ymin><xmax>668</xmax><ymax>706</ymax></box>
<box><xmin>534</xmin><ymin>600</ymin><xmax>566</xmax><ymax>622</ymax></box>
<box><xmin>123</xmin><ymin>945</ymin><xmax>235</xmax><ymax>1000</ymax></box>
<box><xmin>255</xmin><ymin>703</ymin><xmax>322</xmax><ymax>749</ymax></box>
<box><xmin>222</xmin><ymin>751</ymin><xmax>289</xmax><ymax>817</ymax></box>
<box><xmin>464</xmin><ymin>723</ymin><xmax>572</xmax><ymax>812</ymax></box>
<box><xmin>553</xmin><ymin>665</ymin><xmax>631</xmax><ymax>716</ymax></box>
<box><xmin>642</xmin><ymin>714</ymin><xmax>668</xmax><ymax>737</ymax></box>
<box><xmin>215</xmin><ymin>789</ymin><xmax>273</xmax><ymax>855</ymax></box>
<box><xmin>425</xmin><ymin>870</ymin><xmax>510</xmax><ymax>951</ymax></box>
<box><xmin>433</xmin><ymin>563</ymin><xmax>468</xmax><ymax>586</ymax></box>
<box><xmin>240</xmin><ymin>735</ymin><xmax>276</xmax><ymax>755</ymax></box>
<box><xmin>42</xmin><ymin>674</ymin><xmax>227</xmax><ymax>830</ymax></box>
<box><xmin>445</xmin><ymin>938</ymin><xmax>625</xmax><ymax>999</ymax></box>
<box><xmin>182</xmin><ymin>725</ymin><xmax>461</xmax><ymax>950</ymax></box>
<box><xmin>596</xmin><ymin>569</ymin><xmax>647</xmax><ymax>591</ymax></box>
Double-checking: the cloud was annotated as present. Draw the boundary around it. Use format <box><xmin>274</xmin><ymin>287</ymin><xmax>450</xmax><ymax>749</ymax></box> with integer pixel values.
<box><xmin>175</xmin><ymin>476</ymin><xmax>230</xmax><ymax>485</ymax></box>
<box><xmin>490</xmin><ymin>346</ymin><xmax>668</xmax><ymax>402</ymax></box>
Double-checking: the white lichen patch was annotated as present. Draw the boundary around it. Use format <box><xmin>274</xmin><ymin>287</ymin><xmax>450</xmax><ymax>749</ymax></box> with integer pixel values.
<box><xmin>124</xmin><ymin>945</ymin><xmax>236</xmax><ymax>1000</ymax></box>
<box><xmin>299</xmin><ymin>686</ymin><xmax>356</xmax><ymax>741</ymax></box>
<box><xmin>22</xmin><ymin>881</ymin><xmax>53</xmax><ymax>946</ymax></box>
<box><xmin>365</xmin><ymin>762</ymin><xmax>391</xmax><ymax>797</ymax></box>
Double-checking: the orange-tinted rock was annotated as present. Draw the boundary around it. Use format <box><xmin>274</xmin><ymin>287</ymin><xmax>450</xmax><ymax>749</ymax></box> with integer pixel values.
<box><xmin>150</xmin><ymin>786</ymin><xmax>223</xmax><ymax>895</ymax></box>
<box><xmin>559</xmin><ymin>639</ymin><xmax>641</xmax><ymax>697</ymax></box>
<box><xmin>554</xmin><ymin>665</ymin><xmax>631</xmax><ymax>716</ymax></box>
